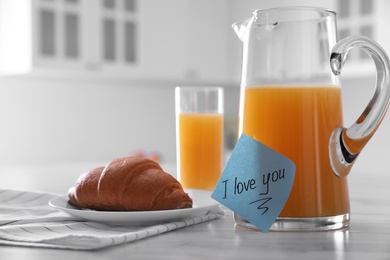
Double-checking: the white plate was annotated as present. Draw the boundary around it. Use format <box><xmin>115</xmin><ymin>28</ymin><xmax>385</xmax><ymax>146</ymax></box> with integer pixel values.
<box><xmin>49</xmin><ymin>189</ymin><xmax>220</xmax><ymax>226</ymax></box>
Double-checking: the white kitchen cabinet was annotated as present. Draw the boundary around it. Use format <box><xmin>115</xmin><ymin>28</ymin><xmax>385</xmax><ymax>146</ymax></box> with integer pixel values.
<box><xmin>0</xmin><ymin>0</ymin><xmax>87</xmax><ymax>73</ymax></box>
<box><xmin>335</xmin><ymin>0</ymin><xmax>390</xmax><ymax>78</ymax></box>
<box><xmin>89</xmin><ymin>0</ymin><xmax>143</xmax><ymax>74</ymax></box>
<box><xmin>32</xmin><ymin>0</ymin><xmax>85</xmax><ymax>69</ymax></box>
<box><xmin>0</xmin><ymin>0</ymin><xmax>233</xmax><ymax>83</ymax></box>
<box><xmin>0</xmin><ymin>0</ymin><xmax>143</xmax><ymax>76</ymax></box>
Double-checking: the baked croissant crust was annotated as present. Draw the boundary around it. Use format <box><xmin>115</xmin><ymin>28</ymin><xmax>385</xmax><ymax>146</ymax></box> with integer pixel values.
<box><xmin>68</xmin><ymin>156</ymin><xmax>193</xmax><ymax>211</ymax></box>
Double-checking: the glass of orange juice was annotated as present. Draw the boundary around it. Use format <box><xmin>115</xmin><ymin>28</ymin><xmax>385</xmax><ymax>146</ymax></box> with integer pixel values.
<box><xmin>175</xmin><ymin>87</ymin><xmax>224</xmax><ymax>191</ymax></box>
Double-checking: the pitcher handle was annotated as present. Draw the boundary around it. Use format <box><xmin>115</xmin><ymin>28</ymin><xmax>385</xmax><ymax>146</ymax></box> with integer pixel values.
<box><xmin>329</xmin><ymin>36</ymin><xmax>390</xmax><ymax>178</ymax></box>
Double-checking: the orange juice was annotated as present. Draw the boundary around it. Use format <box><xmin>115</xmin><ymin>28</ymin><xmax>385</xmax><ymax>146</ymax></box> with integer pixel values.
<box><xmin>178</xmin><ymin>113</ymin><xmax>223</xmax><ymax>190</ymax></box>
<box><xmin>240</xmin><ymin>85</ymin><xmax>350</xmax><ymax>217</ymax></box>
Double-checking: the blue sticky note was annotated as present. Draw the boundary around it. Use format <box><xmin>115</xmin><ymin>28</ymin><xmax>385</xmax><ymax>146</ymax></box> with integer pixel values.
<box><xmin>211</xmin><ymin>133</ymin><xmax>296</xmax><ymax>232</ymax></box>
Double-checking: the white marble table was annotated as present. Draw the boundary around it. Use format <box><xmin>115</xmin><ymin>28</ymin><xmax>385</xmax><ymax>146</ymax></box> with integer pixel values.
<box><xmin>0</xmin><ymin>164</ymin><xmax>389</xmax><ymax>259</ymax></box>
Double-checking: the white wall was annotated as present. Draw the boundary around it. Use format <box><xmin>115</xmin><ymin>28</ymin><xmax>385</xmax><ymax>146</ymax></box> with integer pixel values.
<box><xmin>0</xmin><ymin>75</ymin><xmax>240</xmax><ymax>167</ymax></box>
<box><xmin>0</xmin><ymin>76</ymin><xmax>177</xmax><ymax>166</ymax></box>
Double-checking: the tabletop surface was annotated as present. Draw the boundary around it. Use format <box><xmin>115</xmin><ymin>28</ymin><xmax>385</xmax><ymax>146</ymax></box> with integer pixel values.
<box><xmin>0</xmin><ymin>164</ymin><xmax>389</xmax><ymax>260</ymax></box>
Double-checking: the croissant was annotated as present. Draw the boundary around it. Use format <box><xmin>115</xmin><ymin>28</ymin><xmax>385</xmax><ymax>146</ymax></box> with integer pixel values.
<box><xmin>68</xmin><ymin>156</ymin><xmax>193</xmax><ymax>211</ymax></box>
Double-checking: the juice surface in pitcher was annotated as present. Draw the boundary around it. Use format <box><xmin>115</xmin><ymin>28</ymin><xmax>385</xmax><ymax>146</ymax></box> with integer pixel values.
<box><xmin>240</xmin><ymin>85</ymin><xmax>350</xmax><ymax>217</ymax></box>
<box><xmin>178</xmin><ymin>113</ymin><xmax>223</xmax><ymax>190</ymax></box>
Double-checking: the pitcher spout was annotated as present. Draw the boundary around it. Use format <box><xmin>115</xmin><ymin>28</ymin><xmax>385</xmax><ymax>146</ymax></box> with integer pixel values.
<box><xmin>232</xmin><ymin>18</ymin><xmax>250</xmax><ymax>41</ymax></box>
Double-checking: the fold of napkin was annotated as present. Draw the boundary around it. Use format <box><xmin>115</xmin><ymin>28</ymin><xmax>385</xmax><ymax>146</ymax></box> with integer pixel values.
<box><xmin>0</xmin><ymin>189</ymin><xmax>224</xmax><ymax>250</ymax></box>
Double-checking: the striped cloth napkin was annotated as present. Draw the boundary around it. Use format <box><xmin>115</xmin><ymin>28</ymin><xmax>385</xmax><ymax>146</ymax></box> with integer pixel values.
<box><xmin>0</xmin><ymin>189</ymin><xmax>224</xmax><ymax>250</ymax></box>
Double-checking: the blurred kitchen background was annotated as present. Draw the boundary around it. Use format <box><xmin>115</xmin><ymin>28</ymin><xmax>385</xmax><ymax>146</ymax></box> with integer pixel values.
<box><xmin>0</xmin><ymin>0</ymin><xmax>389</xmax><ymax>191</ymax></box>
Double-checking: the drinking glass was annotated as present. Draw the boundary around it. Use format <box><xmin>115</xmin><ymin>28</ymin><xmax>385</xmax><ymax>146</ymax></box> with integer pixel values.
<box><xmin>175</xmin><ymin>87</ymin><xmax>224</xmax><ymax>191</ymax></box>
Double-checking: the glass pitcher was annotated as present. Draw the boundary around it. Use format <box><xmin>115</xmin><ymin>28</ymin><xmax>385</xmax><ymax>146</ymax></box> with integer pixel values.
<box><xmin>233</xmin><ymin>7</ymin><xmax>390</xmax><ymax>231</ymax></box>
